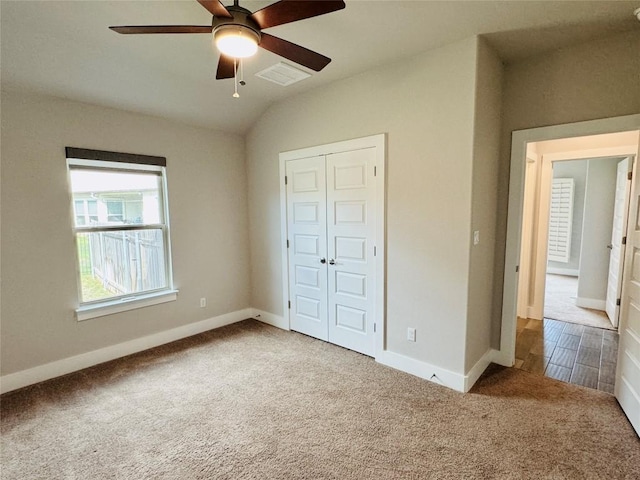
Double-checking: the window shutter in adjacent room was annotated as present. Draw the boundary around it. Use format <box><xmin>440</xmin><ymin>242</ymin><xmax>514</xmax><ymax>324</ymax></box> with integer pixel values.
<box><xmin>548</xmin><ymin>178</ymin><xmax>574</xmax><ymax>263</ymax></box>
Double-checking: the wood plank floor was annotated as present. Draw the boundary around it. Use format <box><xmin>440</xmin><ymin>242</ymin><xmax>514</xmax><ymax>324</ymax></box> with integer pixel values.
<box><xmin>514</xmin><ymin>317</ymin><xmax>619</xmax><ymax>393</ymax></box>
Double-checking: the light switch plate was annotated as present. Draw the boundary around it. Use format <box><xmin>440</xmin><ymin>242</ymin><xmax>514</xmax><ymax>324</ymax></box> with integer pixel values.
<box><xmin>407</xmin><ymin>327</ymin><xmax>416</xmax><ymax>342</ymax></box>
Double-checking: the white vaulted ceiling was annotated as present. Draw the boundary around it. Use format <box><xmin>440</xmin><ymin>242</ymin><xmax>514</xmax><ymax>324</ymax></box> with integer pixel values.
<box><xmin>1</xmin><ymin>0</ymin><xmax>638</xmax><ymax>134</ymax></box>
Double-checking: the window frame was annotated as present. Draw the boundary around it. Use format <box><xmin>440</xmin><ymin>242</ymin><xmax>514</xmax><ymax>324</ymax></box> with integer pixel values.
<box><xmin>66</xmin><ymin>148</ymin><xmax>177</xmax><ymax>321</ymax></box>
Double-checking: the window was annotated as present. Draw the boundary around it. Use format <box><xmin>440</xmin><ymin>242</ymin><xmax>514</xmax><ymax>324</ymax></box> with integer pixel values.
<box><xmin>74</xmin><ymin>199</ymin><xmax>98</xmax><ymax>225</ymax></box>
<box><xmin>106</xmin><ymin>200</ymin><xmax>124</xmax><ymax>223</ymax></box>
<box><xmin>66</xmin><ymin>147</ymin><xmax>176</xmax><ymax>320</ymax></box>
<box><xmin>548</xmin><ymin>177</ymin><xmax>574</xmax><ymax>263</ymax></box>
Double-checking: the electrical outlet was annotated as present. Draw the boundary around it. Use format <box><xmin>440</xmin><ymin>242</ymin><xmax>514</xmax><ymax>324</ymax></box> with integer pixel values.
<box><xmin>407</xmin><ymin>327</ymin><xmax>416</xmax><ymax>342</ymax></box>
<box><xmin>200</xmin><ymin>298</ymin><xmax>206</xmax><ymax>308</ymax></box>
<box><xmin>473</xmin><ymin>230</ymin><xmax>480</xmax><ymax>245</ymax></box>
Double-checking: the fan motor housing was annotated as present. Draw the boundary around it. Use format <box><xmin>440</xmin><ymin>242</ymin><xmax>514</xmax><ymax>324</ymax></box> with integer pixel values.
<box><xmin>211</xmin><ymin>5</ymin><xmax>262</xmax><ymax>43</ymax></box>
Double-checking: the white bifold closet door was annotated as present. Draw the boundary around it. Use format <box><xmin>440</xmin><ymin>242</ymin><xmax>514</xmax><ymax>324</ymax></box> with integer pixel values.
<box><xmin>285</xmin><ymin>148</ymin><xmax>376</xmax><ymax>356</ymax></box>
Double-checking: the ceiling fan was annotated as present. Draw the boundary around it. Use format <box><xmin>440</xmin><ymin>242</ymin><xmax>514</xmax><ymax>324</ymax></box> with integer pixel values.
<box><xmin>110</xmin><ymin>0</ymin><xmax>345</xmax><ymax>83</ymax></box>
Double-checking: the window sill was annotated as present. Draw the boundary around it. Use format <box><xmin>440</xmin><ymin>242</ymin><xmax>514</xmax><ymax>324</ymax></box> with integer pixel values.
<box><xmin>76</xmin><ymin>290</ymin><xmax>178</xmax><ymax>321</ymax></box>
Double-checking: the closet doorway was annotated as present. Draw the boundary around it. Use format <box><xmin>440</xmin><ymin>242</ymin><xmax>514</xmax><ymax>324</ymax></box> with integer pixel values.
<box><xmin>279</xmin><ymin>134</ymin><xmax>386</xmax><ymax>357</ymax></box>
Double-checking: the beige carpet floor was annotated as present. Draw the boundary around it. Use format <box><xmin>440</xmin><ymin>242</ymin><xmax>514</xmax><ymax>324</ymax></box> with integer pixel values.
<box><xmin>544</xmin><ymin>274</ymin><xmax>614</xmax><ymax>330</ymax></box>
<box><xmin>1</xmin><ymin>320</ymin><xmax>638</xmax><ymax>479</ymax></box>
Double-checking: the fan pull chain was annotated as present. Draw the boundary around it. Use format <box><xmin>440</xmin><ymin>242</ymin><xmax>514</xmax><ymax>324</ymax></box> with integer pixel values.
<box><xmin>239</xmin><ymin>58</ymin><xmax>246</xmax><ymax>86</ymax></box>
<box><xmin>233</xmin><ymin>58</ymin><xmax>239</xmax><ymax>98</ymax></box>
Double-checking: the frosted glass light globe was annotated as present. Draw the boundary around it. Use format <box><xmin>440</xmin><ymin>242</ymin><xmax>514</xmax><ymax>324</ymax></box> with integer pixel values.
<box><xmin>214</xmin><ymin>27</ymin><xmax>259</xmax><ymax>58</ymax></box>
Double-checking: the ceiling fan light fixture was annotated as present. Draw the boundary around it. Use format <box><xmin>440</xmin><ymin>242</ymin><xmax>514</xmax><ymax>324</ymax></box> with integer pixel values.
<box><xmin>214</xmin><ymin>25</ymin><xmax>259</xmax><ymax>58</ymax></box>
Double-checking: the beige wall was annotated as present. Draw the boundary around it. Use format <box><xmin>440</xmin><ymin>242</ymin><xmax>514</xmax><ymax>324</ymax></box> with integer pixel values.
<box><xmin>492</xmin><ymin>30</ymin><xmax>640</xmax><ymax>346</ymax></box>
<box><xmin>465</xmin><ymin>38</ymin><xmax>503</xmax><ymax>371</ymax></box>
<box><xmin>5</xmin><ymin>28</ymin><xmax>635</xmax><ymax>384</ymax></box>
<box><xmin>247</xmin><ymin>37</ymin><xmax>489</xmax><ymax>374</ymax></box>
<box><xmin>0</xmin><ymin>91</ymin><xmax>251</xmax><ymax>375</ymax></box>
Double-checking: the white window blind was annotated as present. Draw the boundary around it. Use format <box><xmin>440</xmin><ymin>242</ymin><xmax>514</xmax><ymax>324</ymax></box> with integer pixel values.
<box><xmin>548</xmin><ymin>177</ymin><xmax>574</xmax><ymax>263</ymax></box>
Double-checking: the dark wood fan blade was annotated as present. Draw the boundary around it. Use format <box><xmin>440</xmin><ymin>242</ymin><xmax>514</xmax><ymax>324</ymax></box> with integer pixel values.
<box><xmin>216</xmin><ymin>54</ymin><xmax>236</xmax><ymax>79</ymax></box>
<box><xmin>259</xmin><ymin>33</ymin><xmax>330</xmax><ymax>71</ymax></box>
<box><xmin>249</xmin><ymin>0</ymin><xmax>345</xmax><ymax>29</ymax></box>
<box><xmin>197</xmin><ymin>0</ymin><xmax>232</xmax><ymax>18</ymax></box>
<box><xmin>110</xmin><ymin>25</ymin><xmax>213</xmax><ymax>34</ymax></box>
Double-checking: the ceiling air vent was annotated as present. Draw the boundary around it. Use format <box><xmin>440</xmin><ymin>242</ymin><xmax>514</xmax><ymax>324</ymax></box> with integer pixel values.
<box><xmin>255</xmin><ymin>62</ymin><xmax>311</xmax><ymax>86</ymax></box>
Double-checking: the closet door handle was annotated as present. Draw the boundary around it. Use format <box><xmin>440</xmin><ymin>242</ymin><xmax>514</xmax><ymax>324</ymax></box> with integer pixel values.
<box><xmin>328</xmin><ymin>259</ymin><xmax>336</xmax><ymax>265</ymax></box>
<box><xmin>320</xmin><ymin>258</ymin><xmax>327</xmax><ymax>264</ymax></box>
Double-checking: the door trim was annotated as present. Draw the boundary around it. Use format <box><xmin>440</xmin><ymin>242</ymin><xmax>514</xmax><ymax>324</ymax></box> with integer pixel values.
<box><xmin>279</xmin><ymin>134</ymin><xmax>386</xmax><ymax>357</ymax></box>
<box><xmin>498</xmin><ymin>114</ymin><xmax>640</xmax><ymax>367</ymax></box>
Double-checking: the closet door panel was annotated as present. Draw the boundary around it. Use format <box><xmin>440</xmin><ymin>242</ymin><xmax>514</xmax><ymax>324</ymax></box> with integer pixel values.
<box><xmin>286</xmin><ymin>156</ymin><xmax>329</xmax><ymax>341</ymax></box>
<box><xmin>326</xmin><ymin>148</ymin><xmax>376</xmax><ymax>356</ymax></box>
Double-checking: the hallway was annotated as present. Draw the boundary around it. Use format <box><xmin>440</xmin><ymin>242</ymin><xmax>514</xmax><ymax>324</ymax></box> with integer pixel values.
<box><xmin>515</xmin><ymin>317</ymin><xmax>618</xmax><ymax>393</ymax></box>
<box><xmin>544</xmin><ymin>274</ymin><xmax>614</xmax><ymax>330</ymax></box>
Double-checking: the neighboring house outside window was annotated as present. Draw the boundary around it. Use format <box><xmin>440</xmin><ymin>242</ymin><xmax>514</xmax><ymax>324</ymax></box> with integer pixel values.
<box><xmin>73</xmin><ymin>199</ymin><xmax>98</xmax><ymax>225</ymax></box>
<box><xmin>106</xmin><ymin>200</ymin><xmax>125</xmax><ymax>223</ymax></box>
<box><xmin>66</xmin><ymin>147</ymin><xmax>177</xmax><ymax>320</ymax></box>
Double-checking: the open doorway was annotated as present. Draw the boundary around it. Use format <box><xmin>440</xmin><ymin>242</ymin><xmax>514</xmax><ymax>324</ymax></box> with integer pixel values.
<box><xmin>543</xmin><ymin>155</ymin><xmax>632</xmax><ymax>332</ymax></box>
<box><xmin>516</xmin><ymin>134</ymin><xmax>639</xmax><ymax>329</ymax></box>
<box><xmin>500</xmin><ymin>114</ymin><xmax>640</xmax><ymax>435</ymax></box>
<box><xmin>504</xmin><ymin>122</ymin><xmax>640</xmax><ymax>393</ymax></box>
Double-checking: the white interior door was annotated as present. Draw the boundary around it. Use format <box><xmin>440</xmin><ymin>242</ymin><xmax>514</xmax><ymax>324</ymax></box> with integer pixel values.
<box><xmin>285</xmin><ymin>148</ymin><xmax>377</xmax><ymax>357</ymax></box>
<box><xmin>286</xmin><ymin>156</ymin><xmax>328</xmax><ymax>341</ymax></box>
<box><xmin>606</xmin><ymin>157</ymin><xmax>631</xmax><ymax>327</ymax></box>
<box><xmin>617</xmin><ymin>153</ymin><xmax>640</xmax><ymax>436</ymax></box>
<box><xmin>326</xmin><ymin>149</ymin><xmax>376</xmax><ymax>356</ymax></box>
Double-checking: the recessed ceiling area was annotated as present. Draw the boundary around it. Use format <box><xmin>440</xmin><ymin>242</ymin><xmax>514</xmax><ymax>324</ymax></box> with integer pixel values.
<box><xmin>1</xmin><ymin>1</ymin><xmax>638</xmax><ymax>134</ymax></box>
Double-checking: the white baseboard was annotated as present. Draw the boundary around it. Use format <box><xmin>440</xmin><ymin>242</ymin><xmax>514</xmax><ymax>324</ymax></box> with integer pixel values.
<box><xmin>463</xmin><ymin>349</ymin><xmax>500</xmax><ymax>392</ymax></box>
<box><xmin>490</xmin><ymin>348</ymin><xmax>514</xmax><ymax>368</ymax></box>
<box><xmin>576</xmin><ymin>297</ymin><xmax>606</xmax><ymax>310</ymax></box>
<box><xmin>0</xmin><ymin>307</ymin><xmax>498</xmax><ymax>396</ymax></box>
<box><xmin>251</xmin><ymin>309</ymin><xmax>289</xmax><ymax>330</ymax></box>
<box><xmin>376</xmin><ymin>350</ymin><xmax>466</xmax><ymax>392</ymax></box>
<box><xmin>547</xmin><ymin>267</ymin><xmax>579</xmax><ymax>276</ymax></box>
<box><xmin>0</xmin><ymin>308</ymin><xmax>253</xmax><ymax>394</ymax></box>
<box><xmin>526</xmin><ymin>305</ymin><xmax>542</xmax><ymax>320</ymax></box>
<box><xmin>254</xmin><ymin>313</ymin><xmax>482</xmax><ymax>392</ymax></box>
<box><xmin>378</xmin><ymin>348</ymin><xmax>503</xmax><ymax>394</ymax></box>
